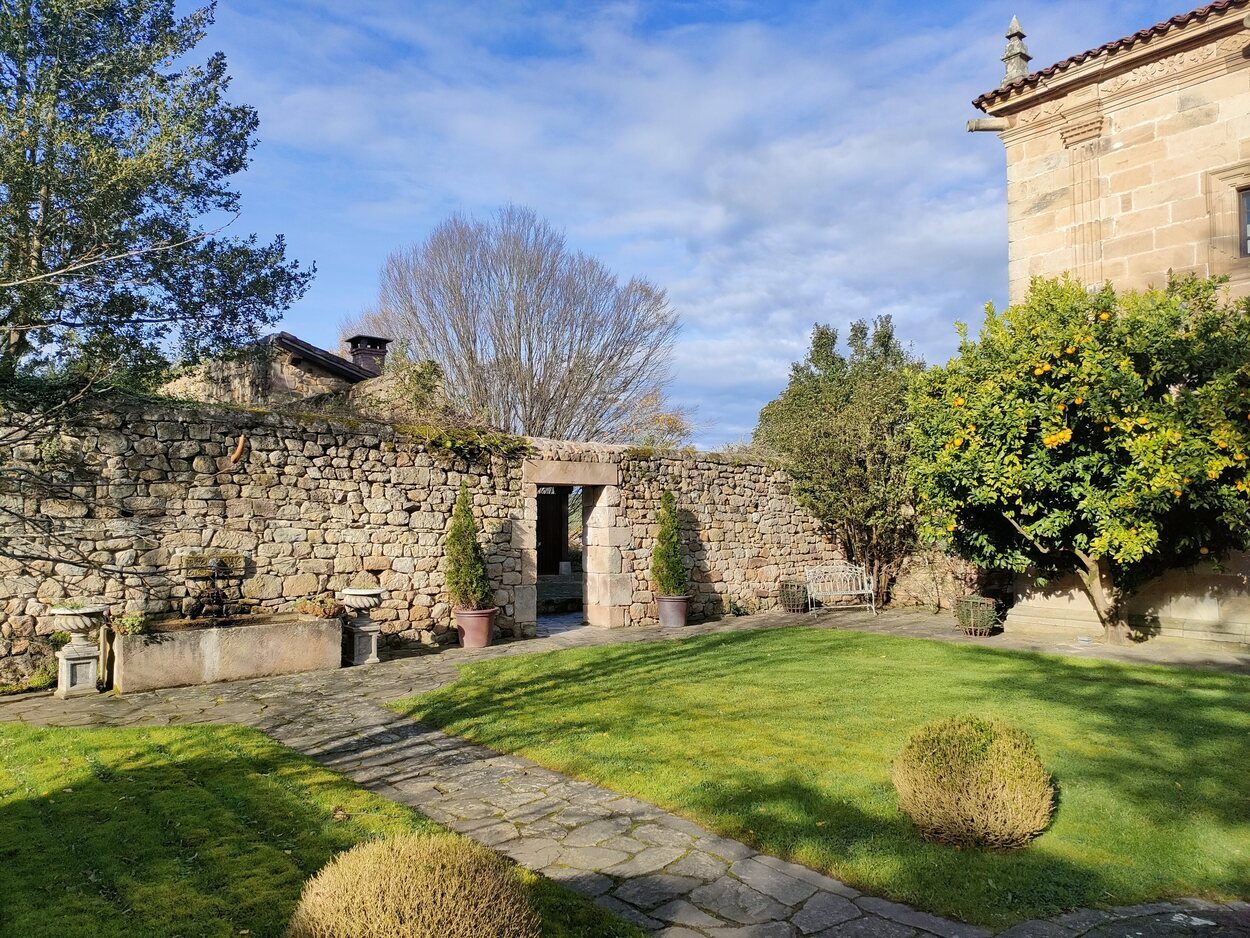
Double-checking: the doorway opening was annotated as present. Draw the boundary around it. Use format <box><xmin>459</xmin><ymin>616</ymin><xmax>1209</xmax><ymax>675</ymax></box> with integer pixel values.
<box><xmin>536</xmin><ymin>485</ymin><xmax>584</xmax><ymax>635</ymax></box>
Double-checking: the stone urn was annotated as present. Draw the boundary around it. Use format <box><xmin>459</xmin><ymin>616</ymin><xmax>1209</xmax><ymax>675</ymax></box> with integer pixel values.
<box><xmin>453</xmin><ymin>607</ymin><xmax>498</xmax><ymax>648</ymax></box>
<box><xmin>49</xmin><ymin>604</ymin><xmax>107</xmax><ymax>639</ymax></box>
<box><xmin>340</xmin><ymin>588</ymin><xmax>384</xmax><ymax>666</ymax></box>
<box><xmin>49</xmin><ymin>604</ymin><xmax>106</xmax><ymax>698</ymax></box>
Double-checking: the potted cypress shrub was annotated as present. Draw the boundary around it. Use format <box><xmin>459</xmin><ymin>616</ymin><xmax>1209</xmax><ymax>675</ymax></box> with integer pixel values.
<box><xmin>446</xmin><ymin>482</ymin><xmax>497</xmax><ymax>647</ymax></box>
<box><xmin>652</xmin><ymin>490</ymin><xmax>690</xmax><ymax>627</ymax></box>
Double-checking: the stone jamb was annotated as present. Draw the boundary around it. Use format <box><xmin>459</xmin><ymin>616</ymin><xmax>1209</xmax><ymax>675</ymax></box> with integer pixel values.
<box><xmin>1205</xmin><ymin>160</ymin><xmax>1250</xmax><ymax>286</ymax></box>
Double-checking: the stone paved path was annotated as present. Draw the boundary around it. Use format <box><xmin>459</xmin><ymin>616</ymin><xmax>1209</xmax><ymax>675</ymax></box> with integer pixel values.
<box><xmin>2</xmin><ymin>610</ymin><xmax>1248</xmax><ymax>937</ymax></box>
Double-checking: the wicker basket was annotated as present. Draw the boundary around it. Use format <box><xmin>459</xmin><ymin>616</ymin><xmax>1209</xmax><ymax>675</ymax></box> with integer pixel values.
<box><xmin>778</xmin><ymin>579</ymin><xmax>809</xmax><ymax>614</ymax></box>
<box><xmin>955</xmin><ymin>595</ymin><xmax>997</xmax><ymax>636</ymax></box>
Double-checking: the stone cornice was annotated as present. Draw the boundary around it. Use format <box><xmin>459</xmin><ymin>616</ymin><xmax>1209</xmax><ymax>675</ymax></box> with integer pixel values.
<box><xmin>981</xmin><ymin>10</ymin><xmax>1249</xmax><ymax>119</ymax></box>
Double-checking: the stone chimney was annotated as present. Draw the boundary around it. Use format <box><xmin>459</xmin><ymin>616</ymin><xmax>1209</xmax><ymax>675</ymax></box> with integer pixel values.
<box><xmin>1002</xmin><ymin>16</ymin><xmax>1032</xmax><ymax>86</ymax></box>
<box><xmin>345</xmin><ymin>335</ymin><xmax>391</xmax><ymax>376</ymax></box>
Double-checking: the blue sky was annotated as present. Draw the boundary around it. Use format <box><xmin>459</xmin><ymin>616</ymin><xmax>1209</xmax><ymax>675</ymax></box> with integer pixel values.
<box><xmin>206</xmin><ymin>1</ymin><xmax>1187</xmax><ymax>447</ymax></box>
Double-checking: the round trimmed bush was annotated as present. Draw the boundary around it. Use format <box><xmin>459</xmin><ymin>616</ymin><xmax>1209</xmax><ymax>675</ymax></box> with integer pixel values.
<box><xmin>286</xmin><ymin>833</ymin><xmax>541</xmax><ymax>938</ymax></box>
<box><xmin>892</xmin><ymin>716</ymin><xmax>1055</xmax><ymax>849</ymax></box>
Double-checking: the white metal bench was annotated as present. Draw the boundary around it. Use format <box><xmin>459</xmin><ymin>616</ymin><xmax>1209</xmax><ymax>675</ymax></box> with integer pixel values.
<box><xmin>806</xmin><ymin>562</ymin><xmax>876</xmax><ymax>615</ymax></box>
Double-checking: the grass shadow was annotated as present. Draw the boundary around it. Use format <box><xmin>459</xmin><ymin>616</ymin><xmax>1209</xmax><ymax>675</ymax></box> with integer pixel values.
<box><xmin>0</xmin><ymin>722</ymin><xmax>642</xmax><ymax>938</ymax></box>
<box><xmin>394</xmin><ymin>626</ymin><xmax>1250</xmax><ymax>928</ymax></box>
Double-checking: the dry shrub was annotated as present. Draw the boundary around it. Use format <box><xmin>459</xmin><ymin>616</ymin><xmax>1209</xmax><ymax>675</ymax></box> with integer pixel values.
<box><xmin>286</xmin><ymin>833</ymin><xmax>541</xmax><ymax>938</ymax></box>
<box><xmin>892</xmin><ymin>716</ymin><xmax>1055</xmax><ymax>849</ymax></box>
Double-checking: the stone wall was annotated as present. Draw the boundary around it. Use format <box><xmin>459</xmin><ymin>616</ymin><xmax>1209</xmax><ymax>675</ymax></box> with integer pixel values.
<box><xmin>976</xmin><ymin>8</ymin><xmax>1250</xmax><ymax>303</ymax></box>
<box><xmin>616</xmin><ymin>451</ymin><xmax>840</xmax><ymax>625</ymax></box>
<box><xmin>0</xmin><ymin>402</ymin><xmax>840</xmax><ymax>683</ymax></box>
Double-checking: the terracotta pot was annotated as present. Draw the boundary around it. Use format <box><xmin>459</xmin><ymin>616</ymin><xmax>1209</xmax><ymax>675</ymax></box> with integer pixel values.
<box><xmin>657</xmin><ymin>595</ymin><xmax>690</xmax><ymax>628</ymax></box>
<box><xmin>454</xmin><ymin>607</ymin><xmax>498</xmax><ymax>648</ymax></box>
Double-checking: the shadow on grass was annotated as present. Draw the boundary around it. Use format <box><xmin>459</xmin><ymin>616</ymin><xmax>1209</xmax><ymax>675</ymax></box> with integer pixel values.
<box><xmin>680</xmin><ymin>771</ymin><xmax>1107</xmax><ymax>922</ymax></box>
<box><xmin>0</xmin><ymin>727</ymin><xmax>388</xmax><ymax>938</ymax></box>
<box><xmin>395</xmin><ymin>626</ymin><xmax>1250</xmax><ymax>926</ymax></box>
<box><xmin>0</xmin><ymin>723</ymin><xmax>641</xmax><ymax>938</ymax></box>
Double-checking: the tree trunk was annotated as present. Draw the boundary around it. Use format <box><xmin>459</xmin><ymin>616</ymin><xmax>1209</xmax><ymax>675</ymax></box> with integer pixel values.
<box><xmin>1076</xmin><ymin>556</ymin><xmax>1132</xmax><ymax>644</ymax></box>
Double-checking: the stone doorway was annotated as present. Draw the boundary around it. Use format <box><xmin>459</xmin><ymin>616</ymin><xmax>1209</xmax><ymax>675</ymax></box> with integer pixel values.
<box><xmin>518</xmin><ymin>458</ymin><xmax>632</xmax><ymax>636</ymax></box>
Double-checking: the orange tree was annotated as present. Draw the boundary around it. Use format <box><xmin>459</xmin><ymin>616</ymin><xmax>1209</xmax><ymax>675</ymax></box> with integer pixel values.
<box><xmin>909</xmin><ymin>276</ymin><xmax>1250</xmax><ymax>641</ymax></box>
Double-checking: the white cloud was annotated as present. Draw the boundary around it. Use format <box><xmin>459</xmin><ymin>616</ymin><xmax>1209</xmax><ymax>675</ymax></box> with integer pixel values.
<box><xmin>213</xmin><ymin>0</ymin><xmax>1181</xmax><ymax>446</ymax></box>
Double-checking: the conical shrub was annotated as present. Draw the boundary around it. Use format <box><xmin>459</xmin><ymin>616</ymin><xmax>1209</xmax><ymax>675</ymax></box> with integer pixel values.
<box><xmin>651</xmin><ymin>489</ymin><xmax>687</xmax><ymax>596</ymax></box>
<box><xmin>445</xmin><ymin>482</ymin><xmax>492</xmax><ymax>610</ymax></box>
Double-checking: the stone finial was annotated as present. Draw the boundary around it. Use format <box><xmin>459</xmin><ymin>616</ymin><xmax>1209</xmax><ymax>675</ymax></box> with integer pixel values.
<box><xmin>1002</xmin><ymin>15</ymin><xmax>1032</xmax><ymax>86</ymax></box>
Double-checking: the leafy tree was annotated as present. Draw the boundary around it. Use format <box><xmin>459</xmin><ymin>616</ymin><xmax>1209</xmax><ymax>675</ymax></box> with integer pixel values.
<box><xmin>347</xmin><ymin>205</ymin><xmax>679</xmax><ymax>442</ymax></box>
<box><xmin>651</xmin><ymin>490</ymin><xmax>687</xmax><ymax>596</ymax></box>
<box><xmin>755</xmin><ymin>317</ymin><xmax>922</xmax><ymax>603</ymax></box>
<box><xmin>445</xmin><ymin>483</ymin><xmax>492</xmax><ymax>610</ymax></box>
<box><xmin>0</xmin><ymin>0</ymin><xmax>312</xmax><ymax>384</ymax></box>
<box><xmin>909</xmin><ymin>276</ymin><xmax>1250</xmax><ymax>642</ymax></box>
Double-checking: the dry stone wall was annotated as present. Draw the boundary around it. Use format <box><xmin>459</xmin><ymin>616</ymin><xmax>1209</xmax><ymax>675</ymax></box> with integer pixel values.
<box><xmin>616</xmin><ymin>452</ymin><xmax>841</xmax><ymax>624</ymax></box>
<box><xmin>161</xmin><ymin>348</ymin><xmax>355</xmax><ymax>406</ymax></box>
<box><xmin>1</xmin><ymin>403</ymin><xmax>524</xmax><ymax>684</ymax></box>
<box><xmin>0</xmin><ymin>402</ymin><xmax>841</xmax><ymax>683</ymax></box>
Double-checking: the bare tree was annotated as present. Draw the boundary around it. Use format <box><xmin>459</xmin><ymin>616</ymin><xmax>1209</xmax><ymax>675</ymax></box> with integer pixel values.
<box><xmin>349</xmin><ymin>206</ymin><xmax>682</xmax><ymax>442</ymax></box>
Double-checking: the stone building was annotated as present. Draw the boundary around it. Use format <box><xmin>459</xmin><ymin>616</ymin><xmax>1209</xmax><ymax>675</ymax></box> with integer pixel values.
<box><xmin>968</xmin><ymin>4</ymin><xmax>1250</xmax><ymax>645</ymax></box>
<box><xmin>970</xmin><ymin>2</ymin><xmax>1250</xmax><ymax>303</ymax></box>
<box><xmin>162</xmin><ymin>332</ymin><xmax>392</xmax><ymax>407</ymax></box>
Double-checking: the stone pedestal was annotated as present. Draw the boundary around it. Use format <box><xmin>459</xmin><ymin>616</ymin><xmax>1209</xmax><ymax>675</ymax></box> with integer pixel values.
<box><xmin>56</xmin><ymin>637</ymin><xmax>100</xmax><ymax>698</ymax></box>
<box><xmin>342</xmin><ymin>618</ymin><xmax>381</xmax><ymax>666</ymax></box>
<box><xmin>340</xmin><ymin>588</ymin><xmax>384</xmax><ymax>666</ymax></box>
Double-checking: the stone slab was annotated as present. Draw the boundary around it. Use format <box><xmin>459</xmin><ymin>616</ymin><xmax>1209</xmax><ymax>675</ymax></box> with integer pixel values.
<box><xmin>523</xmin><ymin>459</ymin><xmax>619</xmax><ymax>486</ymax></box>
<box><xmin>113</xmin><ymin>616</ymin><xmax>341</xmax><ymax>694</ymax></box>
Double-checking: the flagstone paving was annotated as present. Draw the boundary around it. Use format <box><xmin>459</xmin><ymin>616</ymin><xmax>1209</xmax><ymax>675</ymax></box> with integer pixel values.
<box><xmin>2</xmin><ymin>609</ymin><xmax>1248</xmax><ymax>937</ymax></box>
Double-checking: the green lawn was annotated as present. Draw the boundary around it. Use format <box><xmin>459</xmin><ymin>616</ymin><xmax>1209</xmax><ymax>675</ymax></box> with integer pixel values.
<box><xmin>395</xmin><ymin>627</ymin><xmax>1250</xmax><ymax>929</ymax></box>
<box><xmin>0</xmin><ymin>723</ymin><xmax>644</xmax><ymax>938</ymax></box>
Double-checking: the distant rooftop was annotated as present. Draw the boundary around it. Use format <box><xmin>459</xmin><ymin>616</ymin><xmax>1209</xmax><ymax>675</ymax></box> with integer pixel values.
<box><xmin>269</xmin><ymin>331</ymin><xmax>374</xmax><ymax>383</ymax></box>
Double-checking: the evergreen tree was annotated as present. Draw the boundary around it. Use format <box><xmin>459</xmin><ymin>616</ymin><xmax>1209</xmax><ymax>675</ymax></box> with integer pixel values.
<box><xmin>0</xmin><ymin>0</ymin><xmax>312</xmax><ymax>385</ymax></box>
<box><xmin>755</xmin><ymin>317</ymin><xmax>922</xmax><ymax>603</ymax></box>
<box><xmin>651</xmin><ymin>489</ymin><xmax>687</xmax><ymax>596</ymax></box>
<box><xmin>445</xmin><ymin>483</ymin><xmax>492</xmax><ymax>610</ymax></box>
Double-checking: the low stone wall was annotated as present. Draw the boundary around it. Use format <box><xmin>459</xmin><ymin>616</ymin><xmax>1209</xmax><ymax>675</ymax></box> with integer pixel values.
<box><xmin>888</xmin><ymin>548</ymin><xmax>984</xmax><ymax>612</ymax></box>
<box><xmin>0</xmin><ymin>401</ymin><xmax>840</xmax><ymax>682</ymax></box>
<box><xmin>1008</xmin><ymin>562</ymin><xmax>1250</xmax><ymax>645</ymax></box>
<box><xmin>615</xmin><ymin>453</ymin><xmax>839</xmax><ymax>624</ymax></box>
<box><xmin>113</xmin><ymin>615</ymin><xmax>342</xmax><ymax>694</ymax></box>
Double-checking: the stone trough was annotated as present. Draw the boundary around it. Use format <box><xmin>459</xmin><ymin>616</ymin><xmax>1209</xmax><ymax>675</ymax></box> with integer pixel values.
<box><xmin>113</xmin><ymin>613</ymin><xmax>341</xmax><ymax>694</ymax></box>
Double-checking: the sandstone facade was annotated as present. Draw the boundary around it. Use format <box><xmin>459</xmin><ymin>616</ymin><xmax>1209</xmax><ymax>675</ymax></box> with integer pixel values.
<box><xmin>968</xmin><ymin>6</ymin><xmax>1250</xmax><ymax>645</ymax></box>
<box><xmin>0</xmin><ymin>402</ymin><xmax>839</xmax><ymax>683</ymax></box>
<box><xmin>973</xmin><ymin>5</ymin><xmax>1250</xmax><ymax>303</ymax></box>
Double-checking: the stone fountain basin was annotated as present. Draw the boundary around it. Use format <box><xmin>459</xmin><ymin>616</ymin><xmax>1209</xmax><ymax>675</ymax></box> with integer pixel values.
<box><xmin>113</xmin><ymin>613</ymin><xmax>341</xmax><ymax>694</ymax></box>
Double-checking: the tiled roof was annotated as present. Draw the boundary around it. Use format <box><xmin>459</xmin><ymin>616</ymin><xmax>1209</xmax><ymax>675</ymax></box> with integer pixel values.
<box><xmin>270</xmin><ymin>331</ymin><xmax>373</xmax><ymax>383</ymax></box>
<box><xmin>973</xmin><ymin>1</ymin><xmax>1248</xmax><ymax>110</ymax></box>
